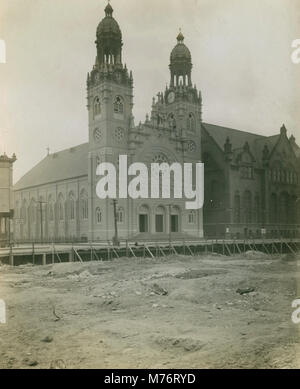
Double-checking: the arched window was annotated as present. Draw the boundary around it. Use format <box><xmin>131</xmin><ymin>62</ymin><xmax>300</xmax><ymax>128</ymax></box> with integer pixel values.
<box><xmin>80</xmin><ymin>190</ymin><xmax>88</xmax><ymax>220</ymax></box>
<box><xmin>234</xmin><ymin>192</ymin><xmax>241</xmax><ymax>223</ymax></box>
<box><xmin>38</xmin><ymin>196</ymin><xmax>46</xmax><ymax>220</ymax></box>
<box><xmin>240</xmin><ymin>166</ymin><xmax>253</xmax><ymax>179</ymax></box>
<box><xmin>68</xmin><ymin>192</ymin><xmax>75</xmax><ymax>221</ymax></box>
<box><xmin>139</xmin><ymin>205</ymin><xmax>150</xmax><ymax>233</ymax></box>
<box><xmin>114</xmin><ymin>96</ymin><xmax>124</xmax><ymax>114</ymax></box>
<box><xmin>58</xmin><ymin>194</ymin><xmax>64</xmax><ymax>221</ymax></box>
<box><xmin>93</xmin><ymin>97</ymin><xmax>101</xmax><ymax>118</ymax></box>
<box><xmin>155</xmin><ymin>206</ymin><xmax>165</xmax><ymax>233</ymax></box>
<box><xmin>168</xmin><ymin>113</ymin><xmax>176</xmax><ymax>129</ymax></box>
<box><xmin>47</xmin><ymin>195</ymin><xmax>54</xmax><ymax>222</ymax></box>
<box><xmin>188</xmin><ymin>210</ymin><xmax>196</xmax><ymax>224</ymax></box>
<box><xmin>117</xmin><ymin>207</ymin><xmax>124</xmax><ymax>224</ymax></box>
<box><xmin>187</xmin><ymin>113</ymin><xmax>196</xmax><ymax>132</ymax></box>
<box><xmin>96</xmin><ymin>207</ymin><xmax>102</xmax><ymax>224</ymax></box>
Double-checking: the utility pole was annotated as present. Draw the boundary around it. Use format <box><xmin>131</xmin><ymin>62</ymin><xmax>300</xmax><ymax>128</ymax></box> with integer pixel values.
<box><xmin>112</xmin><ymin>199</ymin><xmax>120</xmax><ymax>246</ymax></box>
<box><xmin>166</xmin><ymin>204</ymin><xmax>172</xmax><ymax>254</ymax></box>
<box><xmin>8</xmin><ymin>213</ymin><xmax>13</xmax><ymax>266</ymax></box>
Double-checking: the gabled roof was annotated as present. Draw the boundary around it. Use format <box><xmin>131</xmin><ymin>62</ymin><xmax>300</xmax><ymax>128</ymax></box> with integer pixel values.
<box><xmin>203</xmin><ymin>123</ymin><xmax>266</xmax><ymax>150</ymax></box>
<box><xmin>202</xmin><ymin>122</ymin><xmax>297</xmax><ymax>168</ymax></box>
<box><xmin>14</xmin><ymin>143</ymin><xmax>89</xmax><ymax>191</ymax></box>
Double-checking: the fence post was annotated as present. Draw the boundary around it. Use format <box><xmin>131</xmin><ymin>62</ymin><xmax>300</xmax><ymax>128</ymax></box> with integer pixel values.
<box><xmin>69</xmin><ymin>248</ymin><xmax>73</xmax><ymax>263</ymax></box>
<box><xmin>52</xmin><ymin>243</ymin><xmax>55</xmax><ymax>264</ymax></box>
<box><xmin>32</xmin><ymin>242</ymin><xmax>35</xmax><ymax>265</ymax></box>
<box><xmin>9</xmin><ymin>243</ymin><xmax>14</xmax><ymax>266</ymax></box>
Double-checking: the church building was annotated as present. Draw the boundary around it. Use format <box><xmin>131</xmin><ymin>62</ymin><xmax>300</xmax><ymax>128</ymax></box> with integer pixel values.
<box><xmin>13</xmin><ymin>3</ymin><xmax>300</xmax><ymax>243</ymax></box>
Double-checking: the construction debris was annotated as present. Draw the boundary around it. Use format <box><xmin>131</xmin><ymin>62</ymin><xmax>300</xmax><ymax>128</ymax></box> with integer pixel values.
<box><xmin>236</xmin><ymin>287</ymin><xmax>256</xmax><ymax>295</ymax></box>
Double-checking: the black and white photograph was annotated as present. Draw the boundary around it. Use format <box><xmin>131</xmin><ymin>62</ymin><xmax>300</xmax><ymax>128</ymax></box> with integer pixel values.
<box><xmin>0</xmin><ymin>0</ymin><xmax>300</xmax><ymax>371</ymax></box>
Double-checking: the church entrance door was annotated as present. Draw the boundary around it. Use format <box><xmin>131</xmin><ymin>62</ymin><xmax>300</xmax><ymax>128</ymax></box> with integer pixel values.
<box><xmin>139</xmin><ymin>214</ymin><xmax>149</xmax><ymax>233</ymax></box>
<box><xmin>155</xmin><ymin>215</ymin><xmax>164</xmax><ymax>233</ymax></box>
<box><xmin>171</xmin><ymin>215</ymin><xmax>179</xmax><ymax>233</ymax></box>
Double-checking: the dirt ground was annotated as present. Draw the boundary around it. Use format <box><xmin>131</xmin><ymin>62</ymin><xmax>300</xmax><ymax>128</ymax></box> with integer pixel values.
<box><xmin>0</xmin><ymin>251</ymin><xmax>300</xmax><ymax>369</ymax></box>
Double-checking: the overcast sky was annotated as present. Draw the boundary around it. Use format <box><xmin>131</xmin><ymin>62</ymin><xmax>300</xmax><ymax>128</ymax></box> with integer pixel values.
<box><xmin>0</xmin><ymin>0</ymin><xmax>299</xmax><ymax>182</ymax></box>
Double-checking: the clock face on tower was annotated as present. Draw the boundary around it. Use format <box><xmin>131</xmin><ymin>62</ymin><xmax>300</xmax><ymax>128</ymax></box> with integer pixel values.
<box><xmin>167</xmin><ymin>91</ymin><xmax>175</xmax><ymax>104</ymax></box>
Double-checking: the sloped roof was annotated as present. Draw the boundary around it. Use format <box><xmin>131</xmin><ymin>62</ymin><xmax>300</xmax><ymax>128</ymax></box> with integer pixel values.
<box><xmin>202</xmin><ymin>123</ymin><xmax>288</xmax><ymax>166</ymax></box>
<box><xmin>203</xmin><ymin>123</ymin><xmax>266</xmax><ymax>150</ymax></box>
<box><xmin>14</xmin><ymin>143</ymin><xmax>89</xmax><ymax>191</ymax></box>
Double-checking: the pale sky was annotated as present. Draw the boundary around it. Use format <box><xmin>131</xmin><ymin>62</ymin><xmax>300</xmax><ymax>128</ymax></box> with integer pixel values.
<box><xmin>0</xmin><ymin>0</ymin><xmax>299</xmax><ymax>182</ymax></box>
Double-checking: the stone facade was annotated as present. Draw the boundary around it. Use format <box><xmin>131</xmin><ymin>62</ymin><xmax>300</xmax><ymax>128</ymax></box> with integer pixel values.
<box><xmin>202</xmin><ymin>124</ymin><xmax>300</xmax><ymax>238</ymax></box>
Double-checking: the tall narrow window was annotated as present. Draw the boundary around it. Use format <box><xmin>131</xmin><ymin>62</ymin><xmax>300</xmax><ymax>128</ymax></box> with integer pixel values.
<box><xmin>69</xmin><ymin>193</ymin><xmax>75</xmax><ymax>221</ymax></box>
<box><xmin>187</xmin><ymin>113</ymin><xmax>195</xmax><ymax>132</ymax></box>
<box><xmin>96</xmin><ymin>207</ymin><xmax>102</xmax><ymax>224</ymax></box>
<box><xmin>188</xmin><ymin>210</ymin><xmax>196</xmax><ymax>224</ymax></box>
<box><xmin>21</xmin><ymin>201</ymin><xmax>27</xmax><ymax>224</ymax></box>
<box><xmin>80</xmin><ymin>190</ymin><xmax>88</xmax><ymax>220</ymax></box>
<box><xmin>114</xmin><ymin>96</ymin><xmax>124</xmax><ymax>114</ymax></box>
<box><xmin>117</xmin><ymin>207</ymin><xmax>124</xmax><ymax>224</ymax></box>
<box><xmin>58</xmin><ymin>194</ymin><xmax>64</xmax><ymax>221</ymax></box>
<box><xmin>93</xmin><ymin>97</ymin><xmax>101</xmax><ymax>119</ymax></box>
<box><xmin>168</xmin><ymin>113</ymin><xmax>176</xmax><ymax>129</ymax></box>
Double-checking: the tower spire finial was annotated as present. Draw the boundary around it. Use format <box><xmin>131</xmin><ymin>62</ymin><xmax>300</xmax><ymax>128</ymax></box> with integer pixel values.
<box><xmin>177</xmin><ymin>28</ymin><xmax>184</xmax><ymax>43</ymax></box>
<box><xmin>105</xmin><ymin>0</ymin><xmax>113</xmax><ymax>17</ymax></box>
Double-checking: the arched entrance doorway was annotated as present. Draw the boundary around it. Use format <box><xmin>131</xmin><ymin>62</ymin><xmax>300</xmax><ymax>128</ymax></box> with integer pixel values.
<box><xmin>139</xmin><ymin>205</ymin><xmax>150</xmax><ymax>233</ymax></box>
<box><xmin>170</xmin><ymin>206</ymin><xmax>180</xmax><ymax>233</ymax></box>
<box><xmin>155</xmin><ymin>206</ymin><xmax>166</xmax><ymax>233</ymax></box>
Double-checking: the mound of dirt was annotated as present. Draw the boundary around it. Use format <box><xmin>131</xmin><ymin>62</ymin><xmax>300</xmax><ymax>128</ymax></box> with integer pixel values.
<box><xmin>154</xmin><ymin>336</ymin><xmax>206</xmax><ymax>353</ymax></box>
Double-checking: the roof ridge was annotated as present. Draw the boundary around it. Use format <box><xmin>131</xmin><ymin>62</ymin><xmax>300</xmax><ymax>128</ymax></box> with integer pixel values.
<box><xmin>203</xmin><ymin>122</ymin><xmax>267</xmax><ymax>139</ymax></box>
<box><xmin>48</xmin><ymin>142</ymin><xmax>89</xmax><ymax>157</ymax></box>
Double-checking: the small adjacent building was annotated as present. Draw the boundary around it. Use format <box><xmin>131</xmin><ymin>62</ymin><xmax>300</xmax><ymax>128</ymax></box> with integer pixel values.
<box><xmin>0</xmin><ymin>153</ymin><xmax>16</xmax><ymax>246</ymax></box>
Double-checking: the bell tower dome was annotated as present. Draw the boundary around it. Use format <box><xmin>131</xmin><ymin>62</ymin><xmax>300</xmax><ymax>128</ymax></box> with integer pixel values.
<box><xmin>169</xmin><ymin>30</ymin><xmax>193</xmax><ymax>87</ymax></box>
<box><xmin>95</xmin><ymin>2</ymin><xmax>123</xmax><ymax>66</ymax></box>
